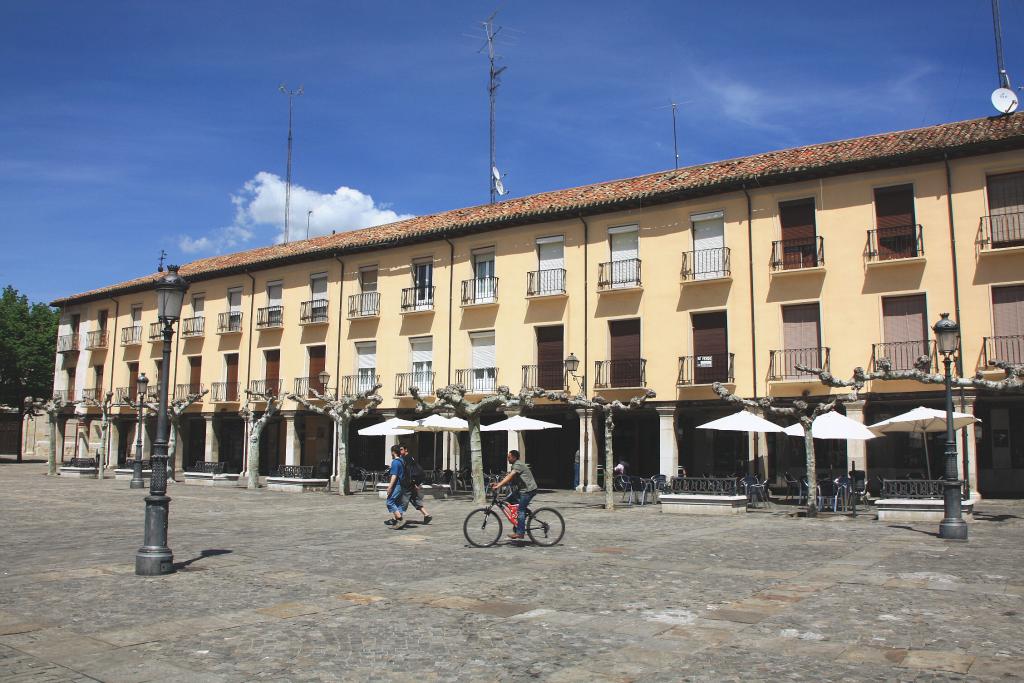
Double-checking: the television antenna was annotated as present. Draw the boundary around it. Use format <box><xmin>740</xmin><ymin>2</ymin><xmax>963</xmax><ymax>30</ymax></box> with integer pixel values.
<box><xmin>482</xmin><ymin>12</ymin><xmax>507</xmax><ymax>203</ymax></box>
<box><xmin>157</xmin><ymin>249</ymin><xmax>167</xmax><ymax>273</ymax></box>
<box><xmin>990</xmin><ymin>0</ymin><xmax>1019</xmax><ymax>114</ymax></box>
<box><xmin>279</xmin><ymin>84</ymin><xmax>304</xmax><ymax>243</ymax></box>
<box><xmin>657</xmin><ymin>100</ymin><xmax>690</xmax><ymax>169</ymax></box>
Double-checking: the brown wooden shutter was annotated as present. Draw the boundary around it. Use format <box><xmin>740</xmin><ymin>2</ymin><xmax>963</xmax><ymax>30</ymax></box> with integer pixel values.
<box><xmin>692</xmin><ymin>311</ymin><xmax>728</xmax><ymax>384</ymax></box>
<box><xmin>128</xmin><ymin>362</ymin><xmax>139</xmax><ymax>398</ymax></box>
<box><xmin>265</xmin><ymin>350</ymin><xmax>280</xmax><ymax>383</ymax></box>
<box><xmin>881</xmin><ymin>294</ymin><xmax>928</xmax><ymax>368</ymax></box>
<box><xmin>308</xmin><ymin>346</ymin><xmax>326</xmax><ymax>380</ymax></box>
<box><xmin>225</xmin><ymin>354</ymin><xmax>238</xmax><ymax>401</ymax></box>
<box><xmin>189</xmin><ymin>357</ymin><xmax>202</xmax><ymax>391</ymax></box>
<box><xmin>535</xmin><ymin>326</ymin><xmax>564</xmax><ymax>389</ymax></box>
<box><xmin>94</xmin><ymin>365</ymin><xmax>104</xmax><ymax>391</ymax></box>
<box><xmin>988</xmin><ymin>172</ymin><xmax>1024</xmax><ymax>247</ymax></box>
<box><xmin>993</xmin><ymin>286</ymin><xmax>1024</xmax><ymax>337</ymax></box>
<box><xmin>609</xmin><ymin>319</ymin><xmax>641</xmax><ymax>386</ymax></box>
<box><xmin>779</xmin><ymin>198</ymin><xmax>816</xmax><ymax>240</ymax></box>
<box><xmin>874</xmin><ymin>185</ymin><xmax>915</xmax><ymax>228</ymax></box>
<box><xmin>782</xmin><ymin>304</ymin><xmax>821</xmax><ymax>375</ymax></box>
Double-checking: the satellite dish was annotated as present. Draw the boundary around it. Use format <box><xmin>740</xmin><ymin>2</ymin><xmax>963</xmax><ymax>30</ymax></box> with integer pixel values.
<box><xmin>494</xmin><ymin>177</ymin><xmax>506</xmax><ymax>196</ymax></box>
<box><xmin>492</xmin><ymin>166</ymin><xmax>502</xmax><ymax>181</ymax></box>
<box><xmin>991</xmin><ymin>87</ymin><xmax>1019</xmax><ymax>114</ymax></box>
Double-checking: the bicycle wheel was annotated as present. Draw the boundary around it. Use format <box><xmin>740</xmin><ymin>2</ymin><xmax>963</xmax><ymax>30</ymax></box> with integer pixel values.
<box><xmin>526</xmin><ymin>507</ymin><xmax>565</xmax><ymax>546</ymax></box>
<box><xmin>463</xmin><ymin>508</ymin><xmax>503</xmax><ymax>548</ymax></box>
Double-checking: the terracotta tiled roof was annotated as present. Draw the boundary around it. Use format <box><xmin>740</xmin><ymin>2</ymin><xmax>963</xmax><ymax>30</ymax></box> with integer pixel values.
<box><xmin>53</xmin><ymin>114</ymin><xmax>1024</xmax><ymax>306</ymax></box>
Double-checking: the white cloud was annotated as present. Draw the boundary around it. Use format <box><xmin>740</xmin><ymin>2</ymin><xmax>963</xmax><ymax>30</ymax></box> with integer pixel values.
<box><xmin>179</xmin><ymin>172</ymin><xmax>413</xmax><ymax>255</ymax></box>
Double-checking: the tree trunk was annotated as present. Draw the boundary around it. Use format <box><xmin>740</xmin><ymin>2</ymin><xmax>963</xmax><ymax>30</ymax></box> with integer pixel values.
<box><xmin>97</xmin><ymin>415</ymin><xmax>108</xmax><ymax>480</ymax></box>
<box><xmin>246</xmin><ymin>418</ymin><xmax>260</xmax><ymax>489</ymax></box>
<box><xmin>470</xmin><ymin>419</ymin><xmax>485</xmax><ymax>504</ymax></box>
<box><xmin>47</xmin><ymin>416</ymin><xmax>58</xmax><ymax>476</ymax></box>
<box><xmin>167</xmin><ymin>420</ymin><xmax>178</xmax><ymax>480</ymax></box>
<box><xmin>604</xmin><ymin>409</ymin><xmax>616</xmax><ymax>511</ymax></box>
<box><xmin>337</xmin><ymin>419</ymin><xmax>351</xmax><ymax>495</ymax></box>
<box><xmin>804</xmin><ymin>428</ymin><xmax>817</xmax><ymax>517</ymax></box>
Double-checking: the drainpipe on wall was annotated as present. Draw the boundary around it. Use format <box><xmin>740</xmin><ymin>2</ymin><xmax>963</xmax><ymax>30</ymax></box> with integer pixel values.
<box><xmin>578</xmin><ymin>215</ymin><xmax>591</xmax><ymax>489</ymax></box>
<box><xmin>444</xmin><ymin>236</ymin><xmax>455</xmax><ymax>386</ymax></box>
<box><xmin>743</xmin><ymin>185</ymin><xmax>762</xmax><ymax>475</ymax></box>
<box><xmin>333</xmin><ymin>255</ymin><xmax>345</xmax><ymax>393</ymax></box>
<box><xmin>107</xmin><ymin>297</ymin><xmax>120</xmax><ymax>466</ymax></box>
<box><xmin>243</xmin><ymin>271</ymin><xmax>256</xmax><ymax>473</ymax></box>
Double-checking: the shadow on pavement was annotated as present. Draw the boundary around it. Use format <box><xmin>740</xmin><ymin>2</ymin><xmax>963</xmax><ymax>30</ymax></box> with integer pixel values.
<box><xmin>173</xmin><ymin>548</ymin><xmax>233</xmax><ymax>570</ymax></box>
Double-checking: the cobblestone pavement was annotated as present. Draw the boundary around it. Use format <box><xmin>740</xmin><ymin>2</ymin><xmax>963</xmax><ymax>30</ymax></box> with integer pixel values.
<box><xmin>2</xmin><ymin>462</ymin><xmax>1024</xmax><ymax>682</ymax></box>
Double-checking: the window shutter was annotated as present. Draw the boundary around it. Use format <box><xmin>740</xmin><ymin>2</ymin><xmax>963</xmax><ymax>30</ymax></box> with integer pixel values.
<box><xmin>538</xmin><ymin>239</ymin><xmax>564</xmax><ymax>270</ymax></box>
<box><xmin>610</xmin><ymin>229</ymin><xmax>638</xmax><ymax>261</ymax></box>
<box><xmin>471</xmin><ymin>332</ymin><xmax>496</xmax><ymax>368</ymax></box>
<box><xmin>411</xmin><ymin>338</ymin><xmax>433</xmax><ymax>364</ymax></box>
<box><xmin>779</xmin><ymin>199</ymin><xmax>816</xmax><ymax>241</ymax></box>
<box><xmin>356</xmin><ymin>342</ymin><xmax>377</xmax><ymax>369</ymax></box>
<box><xmin>311</xmin><ymin>275</ymin><xmax>328</xmax><ymax>301</ymax></box>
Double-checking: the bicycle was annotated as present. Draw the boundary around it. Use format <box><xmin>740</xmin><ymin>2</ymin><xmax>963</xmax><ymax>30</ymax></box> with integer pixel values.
<box><xmin>462</xmin><ymin>488</ymin><xmax>565</xmax><ymax>548</ymax></box>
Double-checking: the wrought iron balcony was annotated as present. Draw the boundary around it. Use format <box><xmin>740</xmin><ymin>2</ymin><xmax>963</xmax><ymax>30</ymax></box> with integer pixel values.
<box><xmin>181</xmin><ymin>316</ymin><xmax>205</xmax><ymax>337</ymax></box>
<box><xmin>461</xmin><ymin>277</ymin><xmax>499</xmax><ymax>306</ymax></box>
<box><xmin>401</xmin><ymin>287</ymin><xmax>435</xmax><ymax>313</ymax></box>
<box><xmin>455</xmin><ymin>368</ymin><xmax>498</xmax><ymax>393</ymax></box>
<box><xmin>148</xmin><ymin>322</ymin><xmax>163</xmax><ymax>341</ymax></box>
<box><xmin>80</xmin><ymin>388</ymin><xmax>101</xmax><ymax>402</ymax></box>
<box><xmin>768</xmin><ymin>347</ymin><xmax>830</xmax><ymax>381</ymax></box>
<box><xmin>53</xmin><ymin>389</ymin><xmax>75</xmax><ymax>402</ymax></box>
<box><xmin>526</xmin><ymin>269</ymin><xmax>566</xmax><ymax>297</ymax></box>
<box><xmin>521</xmin><ymin>362</ymin><xmax>566</xmax><ymax>391</ymax></box>
<box><xmin>120</xmin><ymin>325</ymin><xmax>142</xmax><ymax>346</ymax></box>
<box><xmin>677</xmin><ymin>353</ymin><xmax>735</xmax><ymax>386</ymax></box>
<box><xmin>866</xmin><ymin>225</ymin><xmax>923</xmax><ymax>262</ymax></box>
<box><xmin>348</xmin><ymin>292</ymin><xmax>381</xmax><ymax>319</ymax></box>
<box><xmin>597</xmin><ymin>259</ymin><xmax>642</xmax><ymax>290</ymax></box>
<box><xmin>978</xmin><ymin>211</ymin><xmax>1024</xmax><ymax>251</ymax></box>
<box><xmin>681</xmin><ymin>248</ymin><xmax>731</xmax><ymax>281</ymax></box>
<box><xmin>116</xmin><ymin>385</ymin><xmax>159</xmax><ymax>404</ymax></box>
<box><xmin>340</xmin><ymin>373</ymin><xmax>381</xmax><ymax>396</ymax></box>
<box><xmin>211</xmin><ymin>381</ymin><xmax>240</xmax><ymax>402</ymax></box>
<box><xmin>256</xmin><ymin>306</ymin><xmax>284</xmax><ymax>329</ymax></box>
<box><xmin>293</xmin><ymin>375</ymin><xmax>330</xmax><ymax>398</ymax></box>
<box><xmin>173</xmin><ymin>383</ymin><xmax>206</xmax><ymax>401</ymax></box>
<box><xmin>217</xmin><ymin>311</ymin><xmax>243</xmax><ymax>334</ymax></box>
<box><xmin>299</xmin><ymin>299</ymin><xmax>329</xmax><ymax>325</ymax></box>
<box><xmin>84</xmin><ymin>330</ymin><xmax>107</xmax><ymax>349</ymax></box>
<box><xmin>395</xmin><ymin>371</ymin><xmax>435</xmax><ymax>396</ymax></box>
<box><xmin>984</xmin><ymin>335</ymin><xmax>1024</xmax><ymax>366</ymax></box>
<box><xmin>593</xmin><ymin>358</ymin><xmax>647</xmax><ymax>388</ymax></box>
<box><xmin>56</xmin><ymin>333</ymin><xmax>79</xmax><ymax>353</ymax></box>
<box><xmin>248</xmin><ymin>378</ymin><xmax>283</xmax><ymax>397</ymax></box>
<box><xmin>871</xmin><ymin>340</ymin><xmax>935</xmax><ymax>372</ymax></box>
<box><xmin>770</xmin><ymin>236</ymin><xmax>824</xmax><ymax>271</ymax></box>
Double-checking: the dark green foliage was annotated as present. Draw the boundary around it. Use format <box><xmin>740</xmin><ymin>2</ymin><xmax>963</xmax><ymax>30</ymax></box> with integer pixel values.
<box><xmin>0</xmin><ymin>286</ymin><xmax>58</xmax><ymax>408</ymax></box>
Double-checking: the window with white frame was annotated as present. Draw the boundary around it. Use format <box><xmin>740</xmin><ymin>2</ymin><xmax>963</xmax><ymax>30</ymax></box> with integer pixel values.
<box><xmin>535</xmin><ymin>236</ymin><xmax>565</xmax><ymax>294</ymax></box>
<box><xmin>608</xmin><ymin>225</ymin><xmax>640</xmax><ymax>287</ymax></box>
<box><xmin>410</xmin><ymin>336</ymin><xmax>433</xmax><ymax>393</ymax></box>
<box><xmin>355</xmin><ymin>341</ymin><xmax>377</xmax><ymax>393</ymax></box>
<box><xmin>472</xmin><ymin>249</ymin><xmax>496</xmax><ymax>303</ymax></box>
<box><xmin>470</xmin><ymin>331</ymin><xmax>496</xmax><ymax>392</ymax></box>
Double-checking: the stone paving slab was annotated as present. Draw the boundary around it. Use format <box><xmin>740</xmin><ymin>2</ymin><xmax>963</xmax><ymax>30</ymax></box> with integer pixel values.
<box><xmin>3</xmin><ymin>462</ymin><xmax>1024</xmax><ymax>681</ymax></box>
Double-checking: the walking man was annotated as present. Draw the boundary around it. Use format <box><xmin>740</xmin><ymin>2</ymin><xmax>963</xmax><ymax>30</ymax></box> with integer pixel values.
<box><xmin>384</xmin><ymin>444</ymin><xmax>408</xmax><ymax>529</ymax></box>
<box><xmin>399</xmin><ymin>444</ymin><xmax>432</xmax><ymax>525</ymax></box>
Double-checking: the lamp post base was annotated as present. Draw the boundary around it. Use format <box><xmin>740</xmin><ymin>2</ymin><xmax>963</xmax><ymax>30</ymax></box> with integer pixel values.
<box><xmin>939</xmin><ymin>518</ymin><xmax>969</xmax><ymax>541</ymax></box>
<box><xmin>129</xmin><ymin>479</ymin><xmax>146</xmax><ymax>489</ymax></box>
<box><xmin>135</xmin><ymin>494</ymin><xmax>175</xmax><ymax>575</ymax></box>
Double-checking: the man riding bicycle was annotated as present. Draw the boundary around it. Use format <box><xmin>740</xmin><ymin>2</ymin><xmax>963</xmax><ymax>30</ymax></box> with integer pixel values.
<box><xmin>490</xmin><ymin>449</ymin><xmax>537</xmax><ymax>541</ymax></box>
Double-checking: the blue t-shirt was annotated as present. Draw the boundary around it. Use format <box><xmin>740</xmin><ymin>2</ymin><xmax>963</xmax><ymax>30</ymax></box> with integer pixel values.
<box><xmin>389</xmin><ymin>457</ymin><xmax>405</xmax><ymax>487</ymax></box>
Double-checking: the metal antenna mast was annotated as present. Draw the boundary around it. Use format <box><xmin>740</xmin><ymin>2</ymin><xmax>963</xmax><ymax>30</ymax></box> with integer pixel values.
<box><xmin>279</xmin><ymin>84</ymin><xmax>303</xmax><ymax>243</ymax></box>
<box><xmin>991</xmin><ymin>0</ymin><xmax>1013</xmax><ymax>89</ymax></box>
<box><xmin>671</xmin><ymin>102</ymin><xmax>680</xmax><ymax>169</ymax></box>
<box><xmin>483</xmin><ymin>13</ymin><xmax>506</xmax><ymax>203</ymax></box>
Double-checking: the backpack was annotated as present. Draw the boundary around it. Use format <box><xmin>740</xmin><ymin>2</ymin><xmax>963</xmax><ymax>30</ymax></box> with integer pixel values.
<box><xmin>402</xmin><ymin>454</ymin><xmax>426</xmax><ymax>487</ymax></box>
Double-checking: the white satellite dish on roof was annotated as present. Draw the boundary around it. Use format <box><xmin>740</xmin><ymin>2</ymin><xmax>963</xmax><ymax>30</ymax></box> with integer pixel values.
<box><xmin>991</xmin><ymin>87</ymin><xmax>1019</xmax><ymax>114</ymax></box>
<box><xmin>492</xmin><ymin>165</ymin><xmax>501</xmax><ymax>181</ymax></box>
<box><xmin>492</xmin><ymin>165</ymin><xmax>507</xmax><ymax>196</ymax></box>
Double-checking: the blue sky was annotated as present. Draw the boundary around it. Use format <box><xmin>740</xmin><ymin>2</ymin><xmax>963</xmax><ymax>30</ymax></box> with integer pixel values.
<box><xmin>1</xmin><ymin>1</ymin><xmax>1021</xmax><ymax>304</ymax></box>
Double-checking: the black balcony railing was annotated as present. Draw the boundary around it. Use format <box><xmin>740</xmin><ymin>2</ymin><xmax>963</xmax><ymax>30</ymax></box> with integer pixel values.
<box><xmin>53</xmin><ymin>389</ymin><xmax>75</xmax><ymax>402</ymax></box>
<box><xmin>768</xmin><ymin>347</ymin><xmax>830</xmax><ymax>380</ymax></box>
<box><xmin>867</xmin><ymin>225</ymin><xmax>923</xmax><ymax>262</ymax></box>
<box><xmin>593</xmin><ymin>359</ymin><xmax>647</xmax><ymax>388</ymax></box>
<box><xmin>597</xmin><ymin>259</ymin><xmax>642</xmax><ymax>290</ymax></box>
<box><xmin>121</xmin><ymin>326</ymin><xmax>142</xmax><ymax>345</ymax></box>
<box><xmin>56</xmin><ymin>333</ymin><xmax>79</xmax><ymax>353</ymax></box>
<box><xmin>217</xmin><ymin>312</ymin><xmax>243</xmax><ymax>334</ymax></box>
<box><xmin>256</xmin><ymin>306</ymin><xmax>284</xmax><ymax>328</ymax></box>
<box><xmin>148</xmin><ymin>322</ymin><xmax>163</xmax><ymax>341</ymax></box>
<box><xmin>461</xmin><ymin>277</ymin><xmax>499</xmax><ymax>305</ymax></box>
<box><xmin>299</xmin><ymin>299</ymin><xmax>329</xmax><ymax>325</ymax></box>
<box><xmin>340</xmin><ymin>373</ymin><xmax>381</xmax><ymax>396</ymax></box>
<box><xmin>173</xmin><ymin>383</ymin><xmax>206</xmax><ymax>400</ymax></box>
<box><xmin>984</xmin><ymin>335</ymin><xmax>1024</xmax><ymax>365</ymax></box>
<box><xmin>771</xmin><ymin>236</ymin><xmax>824</xmax><ymax>271</ymax></box>
<box><xmin>527</xmin><ymin>269</ymin><xmax>566</xmax><ymax>296</ymax></box>
<box><xmin>80</xmin><ymin>387</ymin><xmax>101</xmax><ymax>402</ymax></box>
<box><xmin>84</xmin><ymin>330</ymin><xmax>107</xmax><ymax>349</ymax></box>
<box><xmin>181</xmin><ymin>316</ymin><xmax>205</xmax><ymax>337</ymax></box>
<box><xmin>677</xmin><ymin>353</ymin><xmax>735</xmax><ymax>385</ymax></box>
<box><xmin>401</xmin><ymin>287</ymin><xmax>435</xmax><ymax>313</ymax></box>
<box><xmin>293</xmin><ymin>376</ymin><xmax>330</xmax><ymax>398</ymax></box>
<box><xmin>871</xmin><ymin>340</ymin><xmax>935</xmax><ymax>372</ymax></box>
<box><xmin>348</xmin><ymin>292</ymin><xmax>381</xmax><ymax>318</ymax></box>
<box><xmin>979</xmin><ymin>211</ymin><xmax>1024</xmax><ymax>250</ymax></box>
<box><xmin>395</xmin><ymin>371</ymin><xmax>435</xmax><ymax>396</ymax></box>
<box><xmin>521</xmin><ymin>362</ymin><xmax>566</xmax><ymax>391</ymax></box>
<box><xmin>248</xmin><ymin>378</ymin><xmax>283</xmax><ymax>397</ymax></box>
<box><xmin>681</xmin><ymin>248</ymin><xmax>731</xmax><ymax>281</ymax></box>
<box><xmin>455</xmin><ymin>368</ymin><xmax>498</xmax><ymax>393</ymax></box>
<box><xmin>211</xmin><ymin>381</ymin><xmax>240</xmax><ymax>402</ymax></box>
<box><xmin>115</xmin><ymin>387</ymin><xmax>131</xmax><ymax>404</ymax></box>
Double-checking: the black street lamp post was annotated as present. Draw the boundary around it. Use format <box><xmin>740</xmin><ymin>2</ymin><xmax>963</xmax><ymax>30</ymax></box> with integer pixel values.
<box><xmin>136</xmin><ymin>265</ymin><xmax>189</xmax><ymax>575</ymax></box>
<box><xmin>130</xmin><ymin>373</ymin><xmax>149</xmax><ymax>489</ymax></box>
<box><xmin>933</xmin><ymin>313</ymin><xmax>968</xmax><ymax>541</ymax></box>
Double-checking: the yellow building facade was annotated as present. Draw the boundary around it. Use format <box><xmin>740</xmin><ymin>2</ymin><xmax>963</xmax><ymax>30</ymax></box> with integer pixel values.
<box><xmin>51</xmin><ymin>115</ymin><xmax>1024</xmax><ymax>494</ymax></box>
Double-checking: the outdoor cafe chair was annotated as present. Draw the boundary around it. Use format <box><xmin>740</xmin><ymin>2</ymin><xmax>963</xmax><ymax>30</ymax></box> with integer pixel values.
<box><xmin>616</xmin><ymin>475</ymin><xmax>635</xmax><ymax>503</ymax></box>
<box><xmin>833</xmin><ymin>475</ymin><xmax>852</xmax><ymax>512</ymax></box>
<box><xmin>783</xmin><ymin>472</ymin><xmax>802</xmax><ymax>503</ymax></box>
<box><xmin>741</xmin><ymin>475</ymin><xmax>769</xmax><ymax>508</ymax></box>
<box><xmin>816</xmin><ymin>479</ymin><xmax>838</xmax><ymax>512</ymax></box>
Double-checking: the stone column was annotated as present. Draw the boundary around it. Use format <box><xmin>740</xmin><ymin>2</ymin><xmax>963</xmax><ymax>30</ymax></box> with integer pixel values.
<box><xmin>284</xmin><ymin>412</ymin><xmax>300</xmax><ymax>466</ymax></box>
<box><xmin>845</xmin><ymin>400</ymin><xmax>867</xmax><ymax>477</ymax></box>
<box><xmin>656</xmin><ymin>405</ymin><xmax>679</xmax><ymax>478</ymax></box>
<box><xmin>441</xmin><ymin>431</ymin><xmax>452</xmax><ymax>470</ymax></box>
<box><xmin>504</xmin><ymin>408</ymin><xmax>520</xmax><ymax>467</ymax></box>
<box><xmin>747</xmin><ymin>431</ymin><xmax>769</xmax><ymax>479</ymax></box>
<box><xmin>577</xmin><ymin>408</ymin><xmax>599</xmax><ymax>492</ymax></box>
<box><xmin>107</xmin><ymin>420</ymin><xmax>121</xmax><ymax>471</ymax></box>
<box><xmin>204</xmin><ymin>415</ymin><xmax>219</xmax><ymax>462</ymax></box>
<box><xmin>960</xmin><ymin>395</ymin><xmax>980</xmax><ymax>500</ymax></box>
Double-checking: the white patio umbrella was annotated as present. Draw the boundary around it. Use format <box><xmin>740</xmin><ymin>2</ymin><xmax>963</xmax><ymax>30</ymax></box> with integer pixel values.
<box><xmin>866</xmin><ymin>406</ymin><xmax>980</xmax><ymax>480</ymax></box>
<box><xmin>357</xmin><ymin>417</ymin><xmax>417</xmax><ymax>437</ymax></box>
<box><xmin>782</xmin><ymin>411</ymin><xmax>877</xmax><ymax>440</ymax></box>
<box><xmin>697</xmin><ymin>411</ymin><xmax>785</xmax><ymax>478</ymax></box>
<box><xmin>481</xmin><ymin>415</ymin><xmax>561</xmax><ymax>463</ymax></box>
<box><xmin>398</xmin><ymin>414</ymin><xmax>469</xmax><ymax>469</ymax></box>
